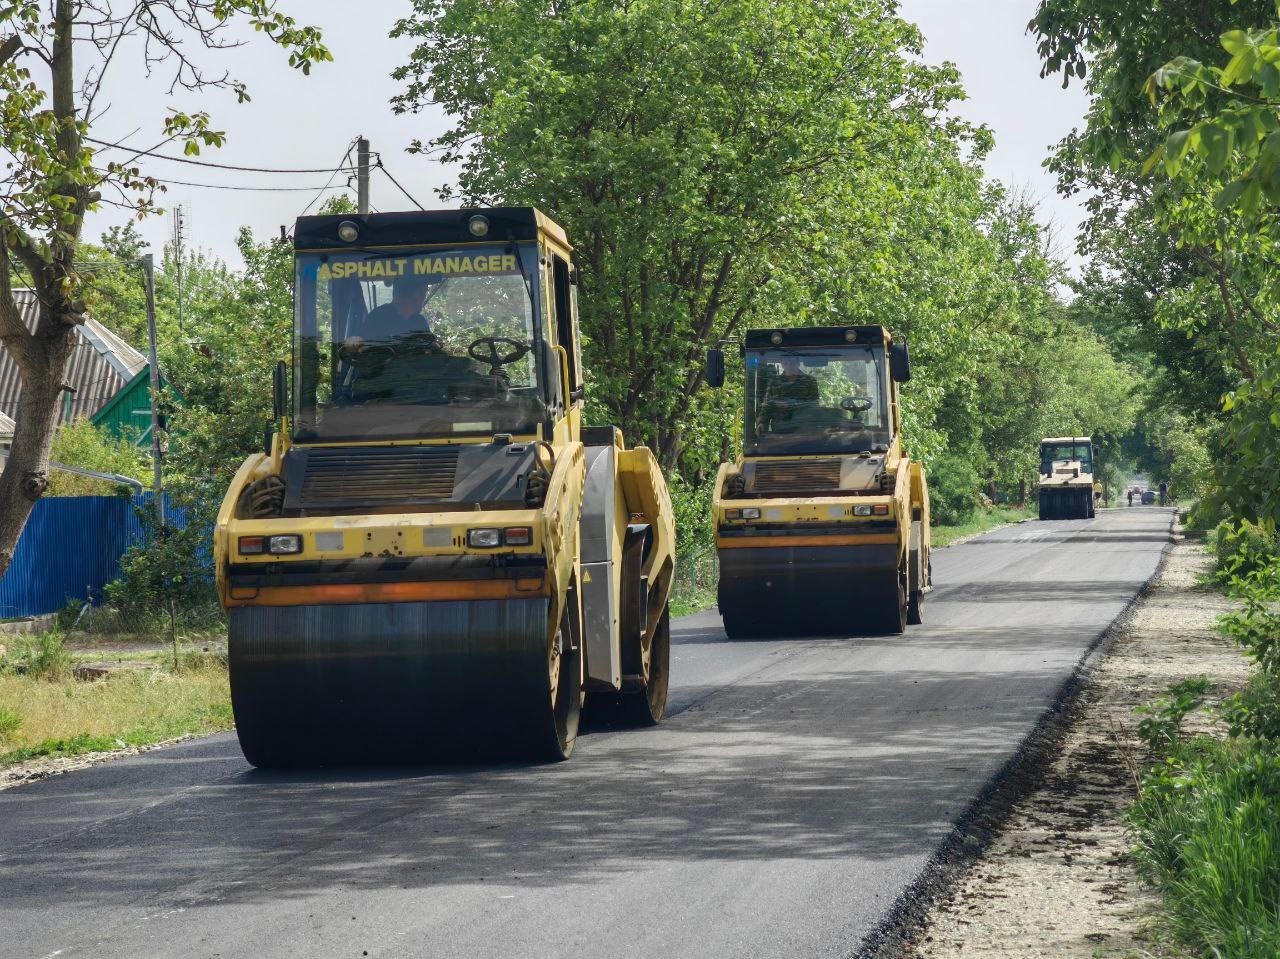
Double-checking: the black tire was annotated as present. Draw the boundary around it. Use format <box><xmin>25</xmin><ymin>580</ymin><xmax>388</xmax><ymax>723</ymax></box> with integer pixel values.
<box><xmin>881</xmin><ymin>567</ymin><xmax>908</xmax><ymax>635</ymax></box>
<box><xmin>586</xmin><ymin>604</ymin><xmax>670</xmax><ymax>727</ymax></box>
<box><xmin>907</xmin><ymin>589</ymin><xmax>924</xmax><ymax>626</ymax></box>
<box><xmin>532</xmin><ymin>605</ymin><xmax>582</xmax><ymax>761</ymax></box>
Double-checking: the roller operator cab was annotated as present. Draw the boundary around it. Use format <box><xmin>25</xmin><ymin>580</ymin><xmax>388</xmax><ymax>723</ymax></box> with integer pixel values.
<box><xmin>706</xmin><ymin>327</ymin><xmax>931</xmax><ymax>638</ymax></box>
<box><xmin>1038</xmin><ymin>436</ymin><xmax>1097</xmax><ymax>520</ymax></box>
<box><xmin>214</xmin><ymin>209</ymin><xmax>676</xmax><ymax>767</ymax></box>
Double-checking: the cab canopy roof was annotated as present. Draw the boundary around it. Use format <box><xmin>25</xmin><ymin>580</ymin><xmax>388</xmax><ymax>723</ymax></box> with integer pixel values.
<box><xmin>294</xmin><ymin>207</ymin><xmax>569</xmax><ymax>252</ymax></box>
<box><xmin>743</xmin><ymin>326</ymin><xmax>889</xmax><ymax>349</ymax></box>
<box><xmin>1041</xmin><ymin>436</ymin><xmax>1093</xmax><ymax>445</ymax></box>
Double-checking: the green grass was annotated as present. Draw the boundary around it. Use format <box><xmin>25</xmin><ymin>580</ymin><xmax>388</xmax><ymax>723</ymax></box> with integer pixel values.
<box><xmin>0</xmin><ymin>633</ymin><xmax>232</xmax><ymax>767</ymax></box>
<box><xmin>932</xmin><ymin>503</ymin><xmax>1036</xmax><ymax>548</ymax></box>
<box><xmin>1130</xmin><ymin>737</ymin><xmax>1280</xmax><ymax>957</ymax></box>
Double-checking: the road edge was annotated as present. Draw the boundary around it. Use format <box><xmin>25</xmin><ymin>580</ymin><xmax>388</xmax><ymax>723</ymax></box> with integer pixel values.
<box><xmin>851</xmin><ymin>509</ymin><xmax>1180</xmax><ymax>959</ymax></box>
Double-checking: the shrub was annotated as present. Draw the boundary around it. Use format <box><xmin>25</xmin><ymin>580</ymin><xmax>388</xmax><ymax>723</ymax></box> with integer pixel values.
<box><xmin>1135</xmin><ymin>676</ymin><xmax>1210</xmax><ymax>752</ymax></box>
<box><xmin>928</xmin><ymin>453</ymin><xmax>982</xmax><ymax>526</ymax></box>
<box><xmin>1223</xmin><ymin>672</ymin><xmax>1280</xmax><ymax>741</ymax></box>
<box><xmin>1215</xmin><ymin>519</ymin><xmax>1280</xmax><ymax>584</ymax></box>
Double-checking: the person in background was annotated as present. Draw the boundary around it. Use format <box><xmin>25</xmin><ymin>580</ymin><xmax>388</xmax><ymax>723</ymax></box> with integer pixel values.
<box><xmin>1159</xmin><ymin>480</ymin><xmax>1169</xmax><ymax>506</ymax></box>
<box><xmin>1127</xmin><ymin>488</ymin><xmax>1135</xmax><ymax>507</ymax></box>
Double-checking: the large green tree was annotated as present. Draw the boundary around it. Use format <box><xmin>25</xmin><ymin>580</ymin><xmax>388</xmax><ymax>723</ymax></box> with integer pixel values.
<box><xmin>0</xmin><ymin>1</ymin><xmax>328</xmax><ymax>578</ymax></box>
<box><xmin>1032</xmin><ymin>0</ymin><xmax>1276</xmax><ymax>516</ymax></box>
<box><xmin>391</xmin><ymin>0</ymin><xmax>969</xmax><ymax>469</ymax></box>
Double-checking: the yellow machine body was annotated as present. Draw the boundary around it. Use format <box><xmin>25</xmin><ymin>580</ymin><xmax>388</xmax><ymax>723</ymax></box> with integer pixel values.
<box><xmin>710</xmin><ymin>325</ymin><xmax>930</xmax><ymax>637</ymax></box>
<box><xmin>214</xmin><ymin>208</ymin><xmax>674</xmax><ymax>765</ymax></box>
<box><xmin>1037</xmin><ymin>435</ymin><xmax>1096</xmax><ymax>520</ymax></box>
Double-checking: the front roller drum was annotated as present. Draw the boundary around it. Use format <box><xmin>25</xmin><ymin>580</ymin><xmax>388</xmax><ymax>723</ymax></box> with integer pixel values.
<box><xmin>228</xmin><ymin>597</ymin><xmax>581</xmax><ymax>767</ymax></box>
<box><xmin>717</xmin><ymin>543</ymin><xmax>905</xmax><ymax>638</ymax></box>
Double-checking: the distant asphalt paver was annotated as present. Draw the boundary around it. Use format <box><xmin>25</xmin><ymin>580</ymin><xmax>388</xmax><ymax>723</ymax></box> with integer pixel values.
<box><xmin>0</xmin><ymin>508</ymin><xmax>1174</xmax><ymax>959</ymax></box>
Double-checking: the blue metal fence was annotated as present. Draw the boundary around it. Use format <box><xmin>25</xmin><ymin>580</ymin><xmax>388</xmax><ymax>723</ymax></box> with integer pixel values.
<box><xmin>0</xmin><ymin>496</ymin><xmax>151</xmax><ymax>618</ymax></box>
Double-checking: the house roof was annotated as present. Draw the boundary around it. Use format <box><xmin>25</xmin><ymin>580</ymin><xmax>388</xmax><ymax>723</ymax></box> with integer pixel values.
<box><xmin>0</xmin><ymin>289</ymin><xmax>148</xmax><ymax>426</ymax></box>
<box><xmin>0</xmin><ymin>410</ymin><xmax>13</xmax><ymax>438</ymax></box>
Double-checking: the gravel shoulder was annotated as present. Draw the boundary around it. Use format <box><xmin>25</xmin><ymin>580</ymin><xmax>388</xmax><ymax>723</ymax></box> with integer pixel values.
<box><xmin>897</xmin><ymin>530</ymin><xmax>1249</xmax><ymax>958</ymax></box>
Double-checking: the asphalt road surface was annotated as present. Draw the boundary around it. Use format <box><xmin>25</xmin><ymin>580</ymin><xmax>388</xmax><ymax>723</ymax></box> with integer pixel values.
<box><xmin>1</xmin><ymin>508</ymin><xmax>1174</xmax><ymax>959</ymax></box>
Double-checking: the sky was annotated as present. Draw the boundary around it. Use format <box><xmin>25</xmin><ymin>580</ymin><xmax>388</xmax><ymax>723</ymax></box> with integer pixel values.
<box><xmin>84</xmin><ymin>0</ymin><xmax>1093</xmax><ymax>271</ymax></box>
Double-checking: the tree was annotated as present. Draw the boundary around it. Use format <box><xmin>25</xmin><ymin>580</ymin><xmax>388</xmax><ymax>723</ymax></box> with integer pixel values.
<box><xmin>1033</xmin><ymin>0</ymin><xmax>1280</xmax><ymax>525</ymax></box>
<box><xmin>392</xmin><ymin>0</ymin><xmax>969</xmax><ymax>469</ymax></box>
<box><xmin>0</xmin><ymin>1</ymin><xmax>329</xmax><ymax>579</ymax></box>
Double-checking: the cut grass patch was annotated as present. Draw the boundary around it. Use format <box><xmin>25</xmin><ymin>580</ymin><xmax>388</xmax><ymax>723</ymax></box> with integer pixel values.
<box><xmin>0</xmin><ymin>662</ymin><xmax>232</xmax><ymax>766</ymax></box>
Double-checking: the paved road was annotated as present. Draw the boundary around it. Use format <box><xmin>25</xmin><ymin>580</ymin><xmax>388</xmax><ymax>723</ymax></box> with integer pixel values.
<box><xmin>0</xmin><ymin>508</ymin><xmax>1174</xmax><ymax>959</ymax></box>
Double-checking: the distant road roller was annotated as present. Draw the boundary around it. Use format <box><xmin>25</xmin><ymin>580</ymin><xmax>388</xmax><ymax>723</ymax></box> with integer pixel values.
<box><xmin>215</xmin><ymin>208</ymin><xmax>675</xmax><ymax>766</ymax></box>
<box><xmin>1037</xmin><ymin>436</ymin><xmax>1096</xmax><ymax>520</ymax></box>
<box><xmin>705</xmin><ymin>326</ymin><xmax>930</xmax><ymax>637</ymax></box>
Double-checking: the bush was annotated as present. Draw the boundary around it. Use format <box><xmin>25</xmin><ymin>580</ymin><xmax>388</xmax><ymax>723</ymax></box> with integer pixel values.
<box><xmin>1215</xmin><ymin>519</ymin><xmax>1280</xmax><ymax>581</ymax></box>
<box><xmin>928</xmin><ymin>453</ymin><xmax>982</xmax><ymax>526</ymax></box>
<box><xmin>1224</xmin><ymin>672</ymin><xmax>1280</xmax><ymax>741</ymax></box>
<box><xmin>46</xmin><ymin>419</ymin><xmax>148</xmax><ymax>497</ymax></box>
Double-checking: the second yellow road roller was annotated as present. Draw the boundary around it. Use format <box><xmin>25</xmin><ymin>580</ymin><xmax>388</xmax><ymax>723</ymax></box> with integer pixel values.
<box><xmin>706</xmin><ymin>326</ymin><xmax>930</xmax><ymax>637</ymax></box>
<box><xmin>214</xmin><ymin>207</ymin><xmax>675</xmax><ymax>766</ymax></box>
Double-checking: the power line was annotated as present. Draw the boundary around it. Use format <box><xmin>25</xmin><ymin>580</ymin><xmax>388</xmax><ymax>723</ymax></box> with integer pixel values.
<box><xmin>88</xmin><ymin>136</ymin><xmax>360</xmax><ymax>175</ymax></box>
<box><xmin>298</xmin><ymin>140</ymin><xmax>359</xmax><ymax>218</ymax></box>
<box><xmin>375</xmin><ymin>156</ymin><xmax>427</xmax><ymax>211</ymax></box>
<box><xmin>157</xmin><ymin>177</ymin><xmax>348</xmax><ymax>192</ymax></box>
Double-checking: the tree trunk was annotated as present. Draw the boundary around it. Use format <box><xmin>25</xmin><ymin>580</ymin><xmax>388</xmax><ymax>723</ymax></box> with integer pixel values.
<box><xmin>0</xmin><ymin>322</ymin><xmax>78</xmax><ymax>578</ymax></box>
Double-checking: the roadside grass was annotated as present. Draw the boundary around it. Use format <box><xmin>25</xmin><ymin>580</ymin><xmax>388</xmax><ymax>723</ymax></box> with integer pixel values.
<box><xmin>0</xmin><ymin>633</ymin><xmax>232</xmax><ymax>766</ymax></box>
<box><xmin>1129</xmin><ymin>736</ymin><xmax>1280</xmax><ymax>958</ymax></box>
<box><xmin>932</xmin><ymin>503</ymin><xmax>1036</xmax><ymax>548</ymax></box>
<box><xmin>672</xmin><ymin>547</ymin><xmax>717</xmax><ymax>618</ymax></box>
<box><xmin>1128</xmin><ymin>525</ymin><xmax>1280</xmax><ymax>957</ymax></box>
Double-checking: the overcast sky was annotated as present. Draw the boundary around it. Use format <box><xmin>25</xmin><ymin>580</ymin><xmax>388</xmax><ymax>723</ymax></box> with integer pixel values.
<box><xmin>84</xmin><ymin>0</ymin><xmax>1092</xmax><ymax>271</ymax></box>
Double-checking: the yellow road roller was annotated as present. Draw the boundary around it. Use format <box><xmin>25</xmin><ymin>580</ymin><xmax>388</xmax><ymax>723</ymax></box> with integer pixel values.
<box><xmin>214</xmin><ymin>208</ymin><xmax>675</xmax><ymax>766</ymax></box>
<box><xmin>1038</xmin><ymin>436</ymin><xmax>1097</xmax><ymax>520</ymax></box>
<box><xmin>705</xmin><ymin>326</ymin><xmax>930</xmax><ymax>637</ymax></box>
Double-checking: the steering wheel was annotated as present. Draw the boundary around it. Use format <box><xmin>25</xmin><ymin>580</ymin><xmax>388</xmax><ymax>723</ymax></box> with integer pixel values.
<box><xmin>841</xmin><ymin>395</ymin><xmax>874</xmax><ymax>413</ymax></box>
<box><xmin>396</xmin><ymin>330</ymin><xmax>445</xmax><ymax>355</ymax></box>
<box><xmin>468</xmin><ymin>336</ymin><xmax>531</xmax><ymax>375</ymax></box>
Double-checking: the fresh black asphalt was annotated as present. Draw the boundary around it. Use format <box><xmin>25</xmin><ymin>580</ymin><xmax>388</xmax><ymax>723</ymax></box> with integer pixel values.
<box><xmin>0</xmin><ymin>508</ymin><xmax>1174</xmax><ymax>959</ymax></box>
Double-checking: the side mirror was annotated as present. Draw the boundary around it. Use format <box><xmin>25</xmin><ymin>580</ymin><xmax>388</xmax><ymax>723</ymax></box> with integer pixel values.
<box><xmin>272</xmin><ymin>360</ymin><xmax>288</xmax><ymax>420</ymax></box>
<box><xmin>706</xmin><ymin>348</ymin><xmax>726</xmax><ymax>389</ymax></box>
<box><xmin>890</xmin><ymin>341</ymin><xmax>912</xmax><ymax>383</ymax></box>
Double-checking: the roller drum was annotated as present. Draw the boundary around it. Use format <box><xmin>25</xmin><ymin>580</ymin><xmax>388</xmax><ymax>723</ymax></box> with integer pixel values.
<box><xmin>717</xmin><ymin>543</ymin><xmax>901</xmax><ymax>637</ymax></box>
<box><xmin>229</xmin><ymin>598</ymin><xmax>573</xmax><ymax>766</ymax></box>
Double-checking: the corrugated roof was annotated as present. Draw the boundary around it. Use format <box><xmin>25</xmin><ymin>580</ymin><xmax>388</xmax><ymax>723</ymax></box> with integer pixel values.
<box><xmin>0</xmin><ymin>290</ymin><xmax>148</xmax><ymax>426</ymax></box>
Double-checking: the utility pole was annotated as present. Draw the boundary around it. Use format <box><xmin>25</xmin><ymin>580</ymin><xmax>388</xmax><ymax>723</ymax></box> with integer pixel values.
<box><xmin>357</xmin><ymin>136</ymin><xmax>370</xmax><ymax>215</ymax></box>
<box><xmin>171</xmin><ymin>204</ymin><xmax>185</xmax><ymax>332</ymax></box>
<box><xmin>142</xmin><ymin>254</ymin><xmax>165</xmax><ymax>529</ymax></box>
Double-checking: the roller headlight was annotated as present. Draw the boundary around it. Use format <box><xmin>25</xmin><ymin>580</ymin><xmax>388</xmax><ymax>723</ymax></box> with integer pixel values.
<box><xmin>268</xmin><ymin>534</ymin><xmax>303</xmax><ymax>555</ymax></box>
<box><xmin>740</xmin><ymin>507</ymin><xmax>761</xmax><ymax>519</ymax></box>
<box><xmin>467</xmin><ymin>528</ymin><xmax>502</xmax><ymax>548</ymax></box>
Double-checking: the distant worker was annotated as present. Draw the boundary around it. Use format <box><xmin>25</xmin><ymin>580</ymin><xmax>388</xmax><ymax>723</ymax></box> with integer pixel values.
<box><xmin>760</xmin><ymin>355</ymin><xmax>819</xmax><ymax>429</ymax></box>
<box><xmin>1127</xmin><ymin>488</ymin><xmax>1134</xmax><ymax>507</ymax></box>
<box><xmin>1159</xmin><ymin>480</ymin><xmax>1169</xmax><ymax>506</ymax></box>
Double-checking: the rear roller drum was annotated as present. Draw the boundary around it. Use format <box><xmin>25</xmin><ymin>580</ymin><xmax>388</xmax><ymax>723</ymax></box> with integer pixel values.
<box><xmin>585</xmin><ymin>603</ymin><xmax>670</xmax><ymax>727</ymax></box>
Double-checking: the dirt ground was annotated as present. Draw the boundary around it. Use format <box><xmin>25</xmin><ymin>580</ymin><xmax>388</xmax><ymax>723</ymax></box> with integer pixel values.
<box><xmin>900</xmin><ymin>531</ymin><xmax>1250</xmax><ymax>958</ymax></box>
